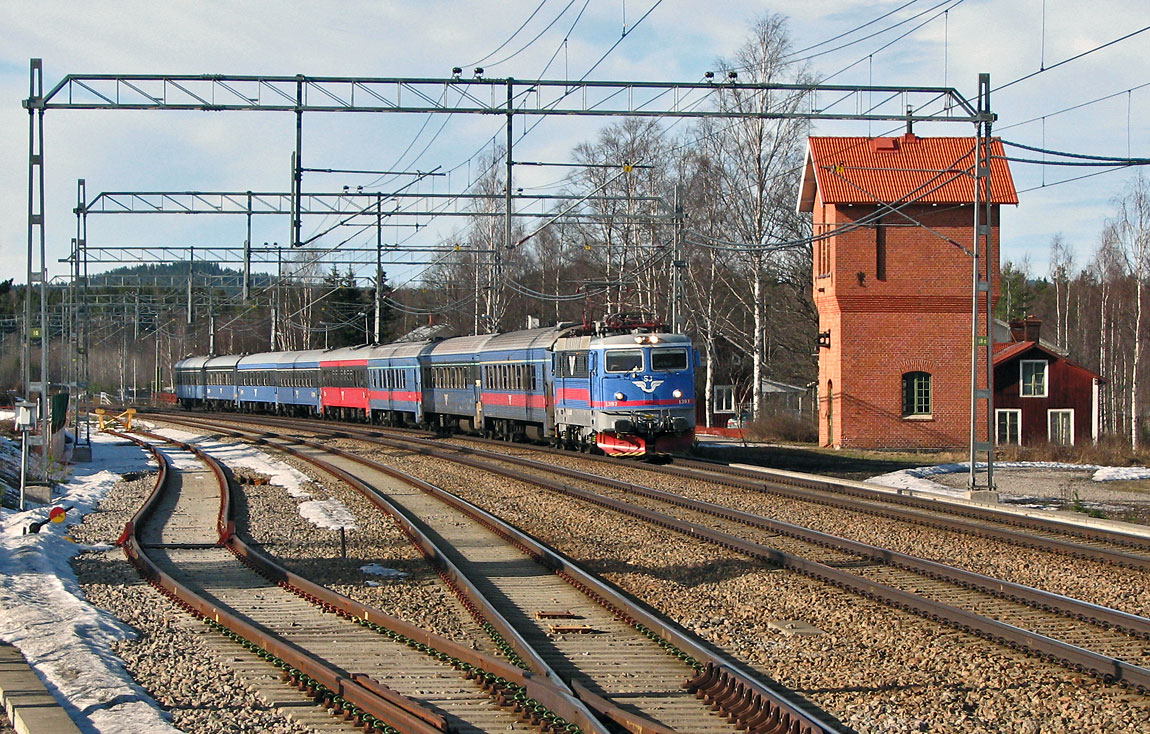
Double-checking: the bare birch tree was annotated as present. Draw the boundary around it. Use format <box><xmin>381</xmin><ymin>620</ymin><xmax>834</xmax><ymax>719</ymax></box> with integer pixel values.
<box><xmin>1110</xmin><ymin>175</ymin><xmax>1150</xmax><ymax>449</ymax></box>
<box><xmin>707</xmin><ymin>13</ymin><xmax>811</xmax><ymax>418</ymax></box>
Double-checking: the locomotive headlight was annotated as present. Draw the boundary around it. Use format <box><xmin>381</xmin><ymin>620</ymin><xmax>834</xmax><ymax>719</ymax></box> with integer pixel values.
<box><xmin>649</xmin><ymin>335</ymin><xmax>660</xmax><ymax>343</ymax></box>
<box><xmin>634</xmin><ymin>336</ymin><xmax>645</xmax><ymax>344</ymax></box>
<box><xmin>614</xmin><ymin>391</ymin><xmax>625</xmax><ymax>401</ymax></box>
<box><xmin>673</xmin><ymin>389</ymin><xmax>682</xmax><ymax>398</ymax></box>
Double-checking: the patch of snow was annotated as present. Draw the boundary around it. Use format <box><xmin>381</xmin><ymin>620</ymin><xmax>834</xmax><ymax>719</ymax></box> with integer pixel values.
<box><xmin>298</xmin><ymin>499</ymin><xmax>357</xmax><ymax>530</ymax></box>
<box><xmin>149</xmin><ymin>426</ymin><xmax>314</xmax><ymax>499</ymax></box>
<box><xmin>866</xmin><ymin>465</ymin><xmax>967</xmax><ymax>497</ymax></box>
<box><xmin>1092</xmin><ymin>466</ymin><xmax>1150</xmax><ymax>482</ymax></box>
<box><xmin>0</xmin><ymin>429</ymin><xmax>181</xmax><ymax>733</ymax></box>
<box><xmin>868</xmin><ymin>459</ymin><xmax>1150</xmax><ymax>495</ymax></box>
<box><xmin>360</xmin><ymin>563</ymin><xmax>405</xmax><ymax>579</ymax></box>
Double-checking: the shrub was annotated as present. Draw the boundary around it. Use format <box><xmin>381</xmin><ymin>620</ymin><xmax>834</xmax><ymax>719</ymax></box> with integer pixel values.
<box><xmin>743</xmin><ymin>413</ymin><xmax>818</xmax><ymax>443</ymax></box>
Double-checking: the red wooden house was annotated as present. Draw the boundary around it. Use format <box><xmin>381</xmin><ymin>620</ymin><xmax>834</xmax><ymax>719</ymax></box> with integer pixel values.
<box><xmin>993</xmin><ymin>318</ymin><xmax>1101</xmax><ymax>446</ymax></box>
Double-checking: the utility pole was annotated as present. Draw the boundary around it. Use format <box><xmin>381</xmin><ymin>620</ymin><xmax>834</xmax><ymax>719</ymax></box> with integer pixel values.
<box><xmin>271</xmin><ymin>245</ymin><xmax>282</xmax><ymax>350</ymax></box>
<box><xmin>243</xmin><ymin>190</ymin><xmax>252</xmax><ymax>301</ymax></box>
<box><xmin>967</xmin><ymin>73</ymin><xmax>997</xmax><ymax>496</ymax></box>
<box><xmin>375</xmin><ymin>193</ymin><xmax>383</xmax><ymax>343</ymax></box>
<box><xmin>493</xmin><ymin>77</ymin><xmax>513</xmax><ymax>332</ymax></box>
<box><xmin>186</xmin><ymin>246</ymin><xmax>194</xmax><ymax>324</ymax></box>
<box><xmin>292</xmin><ymin>75</ymin><xmax>304</xmax><ymax>249</ymax></box>
<box><xmin>671</xmin><ymin>184</ymin><xmax>684</xmax><ymax>332</ymax></box>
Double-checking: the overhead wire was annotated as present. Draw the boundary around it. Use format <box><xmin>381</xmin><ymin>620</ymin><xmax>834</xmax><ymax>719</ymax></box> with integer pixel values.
<box><xmin>786</xmin><ymin>0</ymin><xmax>924</xmax><ymax>57</ymax></box>
<box><xmin>466</xmin><ymin>0</ymin><xmax>551</xmax><ymax>68</ymax></box>
<box><xmin>991</xmin><ymin>24</ymin><xmax>1150</xmax><ymax>95</ymax></box>
<box><xmin>484</xmin><ymin>0</ymin><xmax>581</xmax><ymax>70</ymax></box>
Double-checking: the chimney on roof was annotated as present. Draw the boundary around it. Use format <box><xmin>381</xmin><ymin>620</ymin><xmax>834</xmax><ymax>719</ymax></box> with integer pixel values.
<box><xmin>1009</xmin><ymin>317</ymin><xmax>1042</xmax><ymax>343</ymax></box>
<box><xmin>906</xmin><ymin>105</ymin><xmax>913</xmax><ymax>137</ymax></box>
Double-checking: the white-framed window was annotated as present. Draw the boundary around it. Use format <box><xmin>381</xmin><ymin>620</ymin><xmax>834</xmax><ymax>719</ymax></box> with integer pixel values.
<box><xmin>996</xmin><ymin>409</ymin><xmax>1021</xmax><ymax>445</ymax></box>
<box><xmin>1020</xmin><ymin>360</ymin><xmax>1048</xmax><ymax>397</ymax></box>
<box><xmin>1048</xmin><ymin>409</ymin><xmax>1074</xmax><ymax>446</ymax></box>
<box><xmin>714</xmin><ymin>385</ymin><xmax>736</xmax><ymax>413</ymax></box>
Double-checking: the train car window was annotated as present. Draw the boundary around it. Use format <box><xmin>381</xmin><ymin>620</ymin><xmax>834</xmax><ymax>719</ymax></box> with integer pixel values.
<box><xmin>605</xmin><ymin>350</ymin><xmax>644</xmax><ymax>373</ymax></box>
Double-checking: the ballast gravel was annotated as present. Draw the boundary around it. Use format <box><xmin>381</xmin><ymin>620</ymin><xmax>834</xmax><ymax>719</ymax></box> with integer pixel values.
<box><xmin>92</xmin><ymin>422</ymin><xmax>1149</xmax><ymax>734</ymax></box>
<box><xmin>453</xmin><ymin>441</ymin><xmax>1150</xmax><ymax>618</ymax></box>
<box><xmin>350</xmin><ymin>441</ymin><xmax>1150</xmax><ymax>734</ymax></box>
<box><xmin>69</xmin><ymin>473</ymin><xmax>312</xmax><ymax>734</ymax></box>
<box><xmin>230</xmin><ymin>459</ymin><xmax>500</xmax><ymax>657</ymax></box>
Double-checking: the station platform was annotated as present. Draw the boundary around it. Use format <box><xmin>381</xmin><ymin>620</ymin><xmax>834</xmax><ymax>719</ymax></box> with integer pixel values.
<box><xmin>0</xmin><ymin>642</ymin><xmax>80</xmax><ymax>734</ymax></box>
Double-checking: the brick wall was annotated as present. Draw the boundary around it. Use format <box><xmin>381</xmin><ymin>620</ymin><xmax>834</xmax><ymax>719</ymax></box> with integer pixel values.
<box><xmin>814</xmin><ymin>197</ymin><xmax>999</xmax><ymax>449</ymax></box>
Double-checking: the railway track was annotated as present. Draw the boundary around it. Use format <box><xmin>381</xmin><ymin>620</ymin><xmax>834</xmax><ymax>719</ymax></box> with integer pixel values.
<box><xmin>147</xmin><ymin>409</ymin><xmax>1150</xmax><ymax>570</ymax></box>
<box><xmin>119</xmin><ymin>422</ymin><xmax>839</xmax><ymax>733</ymax></box>
<box><xmin>145</xmin><ymin>412</ymin><xmax>1150</xmax><ymax>692</ymax></box>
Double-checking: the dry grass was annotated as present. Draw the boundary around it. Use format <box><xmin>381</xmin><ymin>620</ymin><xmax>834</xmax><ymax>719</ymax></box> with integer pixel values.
<box><xmin>995</xmin><ymin>435</ymin><xmax>1150</xmax><ymax>467</ymax></box>
<box><xmin>742</xmin><ymin>413</ymin><xmax>818</xmax><ymax>443</ymax></box>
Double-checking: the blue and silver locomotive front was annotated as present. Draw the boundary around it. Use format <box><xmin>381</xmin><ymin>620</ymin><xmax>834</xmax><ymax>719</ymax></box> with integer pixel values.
<box><xmin>588</xmin><ymin>331</ymin><xmax>696</xmax><ymax>455</ymax></box>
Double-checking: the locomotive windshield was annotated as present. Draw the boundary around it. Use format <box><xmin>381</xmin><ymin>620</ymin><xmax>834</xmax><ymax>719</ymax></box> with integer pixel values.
<box><xmin>650</xmin><ymin>348</ymin><xmax>688</xmax><ymax>371</ymax></box>
<box><xmin>604</xmin><ymin>350</ymin><xmax>643</xmax><ymax>373</ymax></box>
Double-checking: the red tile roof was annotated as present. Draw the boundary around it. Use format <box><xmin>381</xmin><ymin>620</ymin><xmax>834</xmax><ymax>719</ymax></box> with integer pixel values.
<box><xmin>992</xmin><ymin>340</ymin><xmax>1036</xmax><ymax>364</ymax></box>
<box><xmin>992</xmin><ymin>340</ymin><xmax>1102</xmax><ymax>379</ymax></box>
<box><xmin>798</xmin><ymin>135</ymin><xmax>1018</xmax><ymax>211</ymax></box>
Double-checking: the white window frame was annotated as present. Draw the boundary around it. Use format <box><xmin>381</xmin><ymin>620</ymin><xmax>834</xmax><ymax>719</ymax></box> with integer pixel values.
<box><xmin>1048</xmin><ymin>409</ymin><xmax>1074</xmax><ymax>446</ymax></box>
<box><xmin>714</xmin><ymin>385</ymin><xmax>736</xmax><ymax>413</ymax></box>
<box><xmin>995</xmin><ymin>408</ymin><xmax>1022</xmax><ymax>446</ymax></box>
<box><xmin>1020</xmin><ymin>359</ymin><xmax>1048</xmax><ymax>398</ymax></box>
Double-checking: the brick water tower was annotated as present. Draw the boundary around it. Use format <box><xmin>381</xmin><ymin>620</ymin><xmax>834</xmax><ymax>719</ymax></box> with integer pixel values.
<box><xmin>798</xmin><ymin>134</ymin><xmax>1017</xmax><ymax>449</ymax></box>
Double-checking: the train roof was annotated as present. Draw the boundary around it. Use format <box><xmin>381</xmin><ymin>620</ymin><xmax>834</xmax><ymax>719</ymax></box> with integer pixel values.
<box><xmin>477</xmin><ymin>324</ymin><xmax>577</xmax><ymax>354</ymax></box>
<box><xmin>174</xmin><ymin>356</ymin><xmax>211</xmax><ymax>370</ymax></box>
<box><xmin>368</xmin><ymin>340</ymin><xmax>432</xmax><ymax>360</ymax></box>
<box><xmin>204</xmin><ymin>354</ymin><xmax>243</xmax><ymax>369</ymax></box>
<box><xmin>292</xmin><ymin>350</ymin><xmax>325</xmax><ymax>368</ymax></box>
<box><xmin>237</xmin><ymin>352</ymin><xmax>290</xmax><ymax>369</ymax></box>
<box><xmin>427</xmin><ymin>333</ymin><xmax>497</xmax><ymax>356</ymax></box>
<box><xmin>318</xmin><ymin>344</ymin><xmax>374</xmax><ymax>365</ymax></box>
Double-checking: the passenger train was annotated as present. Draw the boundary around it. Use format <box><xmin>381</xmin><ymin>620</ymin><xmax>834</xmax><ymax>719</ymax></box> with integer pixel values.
<box><xmin>174</xmin><ymin>315</ymin><xmax>697</xmax><ymax>457</ymax></box>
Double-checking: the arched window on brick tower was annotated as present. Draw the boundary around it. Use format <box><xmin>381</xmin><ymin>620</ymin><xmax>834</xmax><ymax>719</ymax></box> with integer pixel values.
<box><xmin>902</xmin><ymin>371</ymin><xmax>932</xmax><ymax>418</ymax></box>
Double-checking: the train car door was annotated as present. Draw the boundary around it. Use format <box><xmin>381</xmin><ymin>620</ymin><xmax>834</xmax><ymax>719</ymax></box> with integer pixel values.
<box><xmin>542</xmin><ymin>358</ymin><xmax>554</xmax><ymax>438</ymax></box>
<box><xmin>473</xmin><ymin>364</ymin><xmax>484</xmax><ymax>429</ymax></box>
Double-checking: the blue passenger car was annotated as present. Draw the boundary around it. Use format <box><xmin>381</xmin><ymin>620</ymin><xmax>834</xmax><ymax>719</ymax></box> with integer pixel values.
<box><xmin>477</xmin><ymin>326</ymin><xmax>559</xmax><ymax>441</ymax></box>
<box><xmin>204</xmin><ymin>354</ymin><xmax>242</xmax><ymax>408</ymax></box>
<box><xmin>423</xmin><ymin>334</ymin><xmax>493</xmax><ymax>432</ymax></box>
<box><xmin>282</xmin><ymin>350</ymin><xmax>322</xmax><ymax>414</ymax></box>
<box><xmin>174</xmin><ymin>356</ymin><xmax>209</xmax><ymax>407</ymax></box>
<box><xmin>367</xmin><ymin>341</ymin><xmax>429</xmax><ymax>425</ymax></box>
<box><xmin>236</xmin><ymin>353</ymin><xmax>280</xmax><ymax>409</ymax></box>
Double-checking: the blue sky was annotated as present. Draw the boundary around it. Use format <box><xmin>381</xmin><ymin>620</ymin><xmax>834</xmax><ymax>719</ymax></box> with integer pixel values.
<box><xmin>1</xmin><ymin>0</ymin><xmax>1146</xmax><ymax>289</ymax></box>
